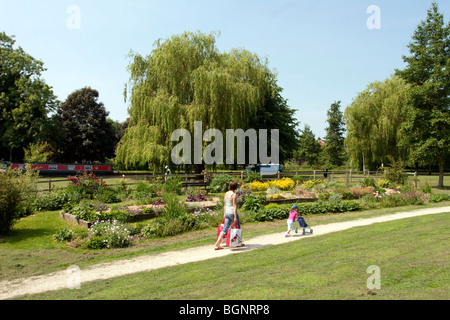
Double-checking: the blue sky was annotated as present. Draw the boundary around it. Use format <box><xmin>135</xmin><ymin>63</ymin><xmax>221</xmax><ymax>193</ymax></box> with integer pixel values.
<box><xmin>1</xmin><ymin>0</ymin><xmax>448</xmax><ymax>138</ymax></box>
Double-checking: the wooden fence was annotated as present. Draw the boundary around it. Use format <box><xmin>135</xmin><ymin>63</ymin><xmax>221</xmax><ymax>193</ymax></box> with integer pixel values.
<box><xmin>36</xmin><ymin>170</ymin><xmax>419</xmax><ymax>193</ymax></box>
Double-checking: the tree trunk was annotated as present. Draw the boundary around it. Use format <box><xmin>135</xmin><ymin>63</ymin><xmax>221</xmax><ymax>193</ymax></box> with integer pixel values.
<box><xmin>438</xmin><ymin>157</ymin><xmax>444</xmax><ymax>188</ymax></box>
<box><xmin>193</xmin><ymin>163</ymin><xmax>205</xmax><ymax>175</ymax></box>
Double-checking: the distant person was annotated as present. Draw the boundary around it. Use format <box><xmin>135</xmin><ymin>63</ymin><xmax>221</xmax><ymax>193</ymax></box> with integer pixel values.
<box><xmin>164</xmin><ymin>165</ymin><xmax>172</xmax><ymax>181</ymax></box>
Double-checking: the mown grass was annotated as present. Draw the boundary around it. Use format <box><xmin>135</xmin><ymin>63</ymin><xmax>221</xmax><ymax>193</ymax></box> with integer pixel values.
<box><xmin>16</xmin><ymin>212</ymin><xmax>449</xmax><ymax>300</ymax></box>
<box><xmin>1</xmin><ymin>202</ymin><xmax>449</xmax><ymax>282</ymax></box>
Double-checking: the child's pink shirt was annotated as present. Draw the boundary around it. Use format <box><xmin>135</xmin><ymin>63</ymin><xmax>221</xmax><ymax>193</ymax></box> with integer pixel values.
<box><xmin>288</xmin><ymin>210</ymin><xmax>298</xmax><ymax>221</ymax></box>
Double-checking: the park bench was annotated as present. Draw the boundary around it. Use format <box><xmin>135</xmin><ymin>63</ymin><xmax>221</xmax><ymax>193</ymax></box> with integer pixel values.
<box><xmin>181</xmin><ymin>180</ymin><xmax>210</xmax><ymax>191</ymax></box>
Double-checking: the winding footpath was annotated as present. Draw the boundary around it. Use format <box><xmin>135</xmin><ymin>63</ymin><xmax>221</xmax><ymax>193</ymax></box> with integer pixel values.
<box><xmin>1</xmin><ymin>206</ymin><xmax>449</xmax><ymax>300</ymax></box>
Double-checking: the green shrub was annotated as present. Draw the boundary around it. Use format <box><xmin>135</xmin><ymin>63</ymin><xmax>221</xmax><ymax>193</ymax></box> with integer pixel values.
<box><xmin>339</xmin><ymin>191</ymin><xmax>353</xmax><ymax>200</ymax></box>
<box><xmin>420</xmin><ymin>182</ymin><xmax>433</xmax><ymax>194</ymax></box>
<box><xmin>292</xmin><ymin>175</ymin><xmax>303</xmax><ymax>184</ymax></box>
<box><xmin>360</xmin><ymin>177</ymin><xmax>377</xmax><ymax>188</ymax></box>
<box><xmin>250</xmin><ymin>210</ymin><xmax>275</xmax><ymax>222</ymax></box>
<box><xmin>249</xmin><ymin>206</ymin><xmax>289</xmax><ymax>222</ymax></box>
<box><xmin>359</xmin><ymin>195</ymin><xmax>381</xmax><ymax>210</ymax></box>
<box><xmin>69</xmin><ymin>200</ymin><xmax>97</xmax><ymax>221</ymax></box>
<box><xmin>132</xmin><ymin>181</ymin><xmax>157</xmax><ymax>199</ymax></box>
<box><xmin>328</xmin><ymin>193</ymin><xmax>343</xmax><ymax>204</ymax></box>
<box><xmin>141</xmin><ymin>219</ymin><xmax>163</xmax><ymax>238</ymax></box>
<box><xmin>32</xmin><ymin>191</ymin><xmax>71</xmax><ymax>211</ymax></box>
<box><xmin>384</xmin><ymin>156</ymin><xmax>406</xmax><ymax>185</ymax></box>
<box><xmin>162</xmin><ymin>192</ymin><xmax>187</xmax><ymax>220</ymax></box>
<box><xmin>0</xmin><ymin>166</ymin><xmax>38</xmax><ymax>235</ymax></box>
<box><xmin>296</xmin><ymin>200</ymin><xmax>362</xmax><ymax>215</ymax></box>
<box><xmin>88</xmin><ymin>221</ymin><xmax>132</xmax><ymax>249</ymax></box>
<box><xmin>162</xmin><ymin>176</ymin><xmax>183</xmax><ymax>194</ymax></box>
<box><xmin>141</xmin><ymin>217</ymin><xmax>188</xmax><ymax>238</ymax></box>
<box><xmin>95</xmin><ymin>186</ymin><xmax>121</xmax><ymax>203</ymax></box>
<box><xmin>242</xmin><ymin>194</ymin><xmax>262</xmax><ymax>213</ymax></box>
<box><xmin>428</xmin><ymin>193</ymin><xmax>450</xmax><ymax>203</ymax></box>
<box><xmin>97</xmin><ymin>209</ymin><xmax>130</xmax><ymax>223</ymax></box>
<box><xmin>244</xmin><ymin>172</ymin><xmax>263</xmax><ymax>183</ymax></box>
<box><xmin>84</xmin><ymin>236</ymin><xmax>107</xmax><ymax>250</ymax></box>
<box><xmin>53</xmin><ymin>229</ymin><xmax>75</xmax><ymax>243</ymax></box>
<box><xmin>264</xmin><ymin>203</ymin><xmax>279</xmax><ymax>210</ymax></box>
<box><xmin>187</xmin><ymin>208</ymin><xmax>221</xmax><ymax>226</ymax></box>
<box><xmin>208</xmin><ymin>174</ymin><xmax>235</xmax><ymax>193</ymax></box>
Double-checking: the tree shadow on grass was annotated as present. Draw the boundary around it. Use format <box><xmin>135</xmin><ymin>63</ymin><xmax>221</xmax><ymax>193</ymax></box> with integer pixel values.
<box><xmin>0</xmin><ymin>227</ymin><xmax>55</xmax><ymax>245</ymax></box>
<box><xmin>433</xmin><ymin>186</ymin><xmax>450</xmax><ymax>191</ymax></box>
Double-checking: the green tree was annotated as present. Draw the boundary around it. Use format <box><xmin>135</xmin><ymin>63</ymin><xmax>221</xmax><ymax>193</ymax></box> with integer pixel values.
<box><xmin>23</xmin><ymin>142</ymin><xmax>52</xmax><ymax>163</ymax></box>
<box><xmin>323</xmin><ymin>101</ymin><xmax>346</xmax><ymax>167</ymax></box>
<box><xmin>57</xmin><ymin>87</ymin><xmax>116</xmax><ymax>163</ymax></box>
<box><xmin>116</xmin><ymin>31</ymin><xmax>281</xmax><ymax>172</ymax></box>
<box><xmin>295</xmin><ymin>125</ymin><xmax>321</xmax><ymax>167</ymax></box>
<box><xmin>344</xmin><ymin>76</ymin><xmax>410</xmax><ymax>171</ymax></box>
<box><xmin>249</xmin><ymin>86</ymin><xmax>300</xmax><ymax>165</ymax></box>
<box><xmin>0</xmin><ymin>32</ymin><xmax>58</xmax><ymax>161</ymax></box>
<box><xmin>396</xmin><ymin>2</ymin><xmax>449</xmax><ymax>188</ymax></box>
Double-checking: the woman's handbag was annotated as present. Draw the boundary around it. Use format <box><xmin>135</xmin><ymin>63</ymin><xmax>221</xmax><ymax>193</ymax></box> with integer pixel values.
<box><xmin>226</xmin><ymin>223</ymin><xmax>242</xmax><ymax>248</ymax></box>
<box><xmin>217</xmin><ymin>218</ymin><xmax>226</xmax><ymax>243</ymax></box>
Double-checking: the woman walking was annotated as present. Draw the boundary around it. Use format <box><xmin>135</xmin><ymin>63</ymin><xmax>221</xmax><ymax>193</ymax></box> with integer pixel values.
<box><xmin>215</xmin><ymin>181</ymin><xmax>244</xmax><ymax>250</ymax></box>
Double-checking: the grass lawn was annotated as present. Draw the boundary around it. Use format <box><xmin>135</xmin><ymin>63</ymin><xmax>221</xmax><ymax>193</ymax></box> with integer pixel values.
<box><xmin>1</xmin><ymin>202</ymin><xmax>449</xmax><ymax>283</ymax></box>
<box><xmin>14</xmin><ymin>211</ymin><xmax>449</xmax><ymax>300</ymax></box>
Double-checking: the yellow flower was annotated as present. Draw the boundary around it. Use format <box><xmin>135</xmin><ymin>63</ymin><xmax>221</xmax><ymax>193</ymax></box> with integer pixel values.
<box><xmin>249</xmin><ymin>181</ymin><xmax>269</xmax><ymax>192</ymax></box>
<box><xmin>268</xmin><ymin>178</ymin><xmax>295</xmax><ymax>191</ymax></box>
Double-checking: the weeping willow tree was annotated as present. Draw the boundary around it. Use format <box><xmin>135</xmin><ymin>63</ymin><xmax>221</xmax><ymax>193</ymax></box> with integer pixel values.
<box><xmin>344</xmin><ymin>76</ymin><xmax>411</xmax><ymax>171</ymax></box>
<box><xmin>116</xmin><ymin>31</ymin><xmax>278</xmax><ymax>172</ymax></box>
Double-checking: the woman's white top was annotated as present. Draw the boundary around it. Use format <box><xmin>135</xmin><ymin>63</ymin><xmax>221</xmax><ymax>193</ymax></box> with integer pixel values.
<box><xmin>224</xmin><ymin>191</ymin><xmax>235</xmax><ymax>215</ymax></box>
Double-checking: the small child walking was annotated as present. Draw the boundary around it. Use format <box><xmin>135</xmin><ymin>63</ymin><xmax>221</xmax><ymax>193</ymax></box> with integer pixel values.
<box><xmin>285</xmin><ymin>205</ymin><xmax>299</xmax><ymax>237</ymax></box>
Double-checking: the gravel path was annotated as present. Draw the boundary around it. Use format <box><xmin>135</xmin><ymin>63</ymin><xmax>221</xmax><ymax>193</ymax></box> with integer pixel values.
<box><xmin>1</xmin><ymin>206</ymin><xmax>449</xmax><ymax>300</ymax></box>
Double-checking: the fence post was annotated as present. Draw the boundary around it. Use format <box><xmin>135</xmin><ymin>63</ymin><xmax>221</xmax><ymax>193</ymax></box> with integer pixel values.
<box><xmin>313</xmin><ymin>171</ymin><xmax>316</xmax><ymax>179</ymax></box>
<box><xmin>48</xmin><ymin>180</ymin><xmax>51</xmax><ymax>192</ymax></box>
<box><xmin>349</xmin><ymin>170</ymin><xmax>352</xmax><ymax>183</ymax></box>
<box><xmin>241</xmin><ymin>171</ymin><xmax>244</xmax><ymax>180</ymax></box>
<box><xmin>414</xmin><ymin>172</ymin><xmax>418</xmax><ymax>189</ymax></box>
<box><xmin>277</xmin><ymin>171</ymin><xmax>280</xmax><ymax>179</ymax></box>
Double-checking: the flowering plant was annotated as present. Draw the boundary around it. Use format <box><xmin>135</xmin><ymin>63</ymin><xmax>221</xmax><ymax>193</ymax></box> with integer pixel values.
<box><xmin>201</xmin><ymin>169</ymin><xmax>213</xmax><ymax>183</ymax></box>
<box><xmin>377</xmin><ymin>179</ymin><xmax>391</xmax><ymax>188</ymax></box>
<box><xmin>302</xmin><ymin>179</ymin><xmax>327</xmax><ymax>190</ymax></box>
<box><xmin>351</xmin><ymin>187</ymin><xmax>374</xmax><ymax>199</ymax></box>
<box><xmin>269</xmin><ymin>178</ymin><xmax>295</xmax><ymax>191</ymax></box>
<box><xmin>249</xmin><ymin>181</ymin><xmax>270</xmax><ymax>192</ymax></box>
<box><xmin>68</xmin><ymin>170</ymin><xmax>105</xmax><ymax>198</ymax></box>
<box><xmin>88</xmin><ymin>220</ymin><xmax>132</xmax><ymax>249</ymax></box>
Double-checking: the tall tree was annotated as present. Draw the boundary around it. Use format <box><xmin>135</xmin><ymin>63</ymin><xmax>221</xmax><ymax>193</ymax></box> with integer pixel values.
<box><xmin>324</xmin><ymin>101</ymin><xmax>346</xmax><ymax>167</ymax></box>
<box><xmin>0</xmin><ymin>32</ymin><xmax>58</xmax><ymax>161</ymax></box>
<box><xmin>116</xmin><ymin>31</ymin><xmax>282</xmax><ymax>172</ymax></box>
<box><xmin>396</xmin><ymin>2</ymin><xmax>449</xmax><ymax>188</ymax></box>
<box><xmin>248</xmin><ymin>85</ymin><xmax>300</xmax><ymax>164</ymax></box>
<box><xmin>57</xmin><ymin>87</ymin><xmax>115</xmax><ymax>163</ymax></box>
<box><xmin>344</xmin><ymin>76</ymin><xmax>410</xmax><ymax>171</ymax></box>
<box><xmin>295</xmin><ymin>125</ymin><xmax>321</xmax><ymax>167</ymax></box>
